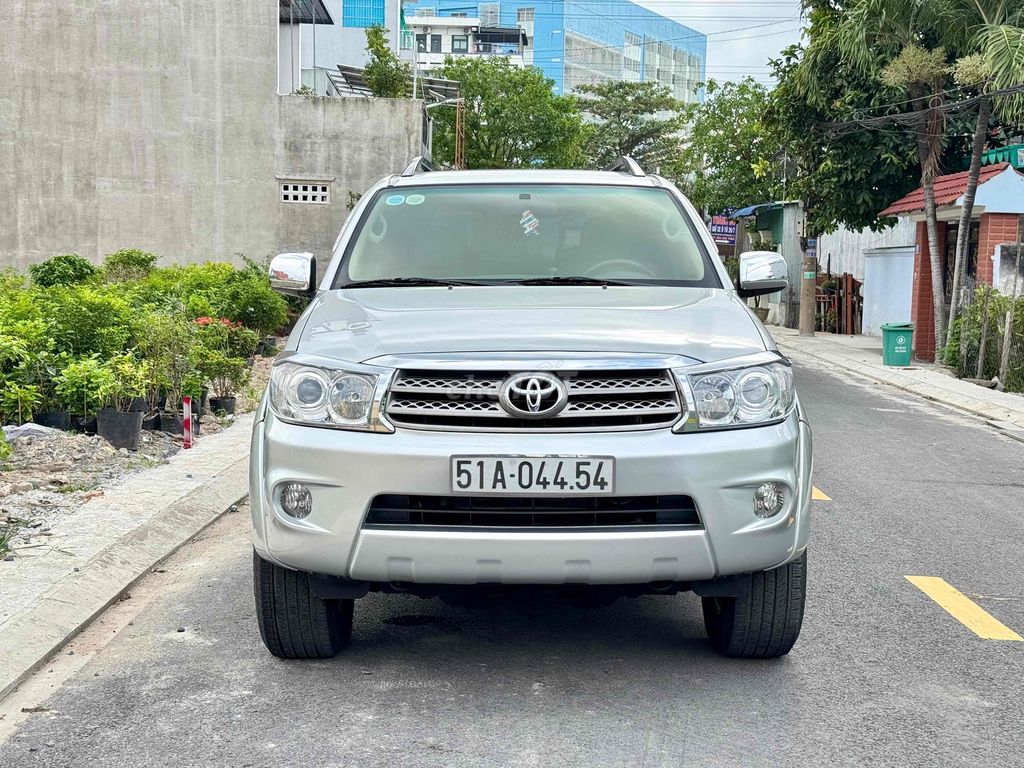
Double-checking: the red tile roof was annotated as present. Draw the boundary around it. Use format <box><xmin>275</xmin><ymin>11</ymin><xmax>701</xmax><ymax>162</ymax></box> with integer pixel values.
<box><xmin>878</xmin><ymin>163</ymin><xmax>1011</xmax><ymax>217</ymax></box>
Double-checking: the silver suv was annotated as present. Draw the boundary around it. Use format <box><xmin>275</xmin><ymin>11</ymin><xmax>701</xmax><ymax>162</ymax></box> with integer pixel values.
<box><xmin>251</xmin><ymin>158</ymin><xmax>812</xmax><ymax>660</ymax></box>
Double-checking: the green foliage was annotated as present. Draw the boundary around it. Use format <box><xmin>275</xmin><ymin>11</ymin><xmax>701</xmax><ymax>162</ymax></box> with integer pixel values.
<box><xmin>135</xmin><ymin>311</ymin><xmax>197</xmax><ymax>416</ymax></box>
<box><xmin>37</xmin><ymin>285</ymin><xmax>136</xmax><ymax>357</ymax></box>
<box><xmin>29</xmin><ymin>254</ymin><xmax>98</xmax><ymax>287</ymax></box>
<box><xmin>201</xmin><ymin>350</ymin><xmax>251</xmax><ymax>398</ymax></box>
<box><xmin>104</xmin><ymin>353</ymin><xmax>151</xmax><ymax>411</ymax></box>
<box><xmin>679</xmin><ymin>78</ymin><xmax>785</xmax><ymax>216</ymax></box>
<box><xmin>576</xmin><ymin>81</ymin><xmax>686</xmax><ymax>173</ymax></box>
<box><xmin>104</xmin><ymin>248</ymin><xmax>158</xmax><ymax>282</ymax></box>
<box><xmin>216</xmin><ymin>267</ymin><xmax>289</xmax><ymax>337</ymax></box>
<box><xmin>433</xmin><ymin>57</ymin><xmax>589</xmax><ymax>169</ymax></box>
<box><xmin>768</xmin><ymin>30</ymin><xmax>922</xmax><ymax>233</ymax></box>
<box><xmin>0</xmin><ymin>381</ymin><xmax>42</xmax><ymax>425</ymax></box>
<box><xmin>0</xmin><ymin>431</ymin><xmax>10</xmax><ymax>462</ymax></box>
<box><xmin>364</xmin><ymin>25</ymin><xmax>411</xmax><ymax>98</ymax></box>
<box><xmin>943</xmin><ymin>287</ymin><xmax>1024</xmax><ymax>391</ymax></box>
<box><xmin>54</xmin><ymin>355</ymin><xmax>115</xmax><ymax>419</ymax></box>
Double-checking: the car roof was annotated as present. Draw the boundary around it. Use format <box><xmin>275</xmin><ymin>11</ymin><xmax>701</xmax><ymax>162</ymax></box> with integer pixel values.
<box><xmin>388</xmin><ymin>168</ymin><xmax>664</xmax><ymax>188</ymax></box>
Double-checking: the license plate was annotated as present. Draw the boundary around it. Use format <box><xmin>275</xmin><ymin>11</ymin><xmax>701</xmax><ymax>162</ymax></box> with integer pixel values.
<box><xmin>450</xmin><ymin>456</ymin><xmax>615</xmax><ymax>495</ymax></box>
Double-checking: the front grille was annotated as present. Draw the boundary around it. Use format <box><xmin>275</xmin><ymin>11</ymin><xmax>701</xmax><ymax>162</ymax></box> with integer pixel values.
<box><xmin>364</xmin><ymin>494</ymin><xmax>702</xmax><ymax>529</ymax></box>
<box><xmin>385</xmin><ymin>369</ymin><xmax>683</xmax><ymax>431</ymax></box>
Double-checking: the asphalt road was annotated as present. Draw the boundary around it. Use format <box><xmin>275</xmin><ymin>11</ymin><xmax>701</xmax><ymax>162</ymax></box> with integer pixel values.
<box><xmin>2</xmin><ymin>358</ymin><xmax>1023</xmax><ymax>767</ymax></box>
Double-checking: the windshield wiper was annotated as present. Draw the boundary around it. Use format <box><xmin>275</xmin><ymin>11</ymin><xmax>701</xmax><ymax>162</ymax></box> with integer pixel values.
<box><xmin>514</xmin><ymin>276</ymin><xmax>637</xmax><ymax>287</ymax></box>
<box><xmin>341</xmin><ymin>277</ymin><xmax>487</xmax><ymax>288</ymax></box>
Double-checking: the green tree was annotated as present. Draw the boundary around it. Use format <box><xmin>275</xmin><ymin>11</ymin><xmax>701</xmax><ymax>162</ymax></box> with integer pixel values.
<box><xmin>364</xmin><ymin>26</ymin><xmax>410</xmax><ymax>98</ymax></box>
<box><xmin>575</xmin><ymin>81</ymin><xmax>686</xmax><ymax>171</ymax></box>
<box><xmin>795</xmin><ymin>0</ymin><xmax>955</xmax><ymax>355</ymax></box>
<box><xmin>432</xmin><ymin>57</ymin><xmax>588</xmax><ymax>169</ymax></box>
<box><xmin>677</xmin><ymin>78</ymin><xmax>785</xmax><ymax>215</ymax></box>
<box><xmin>941</xmin><ymin>1</ymin><xmax>1024</xmax><ymax>345</ymax></box>
<box><xmin>768</xmin><ymin>11</ymin><xmax>921</xmax><ymax>235</ymax></box>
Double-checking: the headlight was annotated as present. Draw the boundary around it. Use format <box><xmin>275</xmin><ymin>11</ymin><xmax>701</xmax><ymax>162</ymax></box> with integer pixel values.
<box><xmin>673</xmin><ymin>353</ymin><xmax>795</xmax><ymax>431</ymax></box>
<box><xmin>269</xmin><ymin>354</ymin><xmax>392</xmax><ymax>432</ymax></box>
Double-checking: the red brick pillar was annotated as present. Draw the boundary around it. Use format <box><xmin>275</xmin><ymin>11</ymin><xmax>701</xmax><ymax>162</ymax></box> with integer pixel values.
<box><xmin>910</xmin><ymin>221</ymin><xmax>936</xmax><ymax>361</ymax></box>
<box><xmin>978</xmin><ymin>213</ymin><xmax>1021</xmax><ymax>286</ymax></box>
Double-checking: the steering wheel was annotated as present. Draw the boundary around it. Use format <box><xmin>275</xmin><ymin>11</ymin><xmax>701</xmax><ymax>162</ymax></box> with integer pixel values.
<box><xmin>584</xmin><ymin>259</ymin><xmax>657</xmax><ymax>279</ymax></box>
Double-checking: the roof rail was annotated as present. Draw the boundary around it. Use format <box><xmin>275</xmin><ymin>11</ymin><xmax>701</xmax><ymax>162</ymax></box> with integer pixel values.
<box><xmin>401</xmin><ymin>156</ymin><xmax>435</xmax><ymax>177</ymax></box>
<box><xmin>605</xmin><ymin>156</ymin><xmax>645</xmax><ymax>177</ymax></box>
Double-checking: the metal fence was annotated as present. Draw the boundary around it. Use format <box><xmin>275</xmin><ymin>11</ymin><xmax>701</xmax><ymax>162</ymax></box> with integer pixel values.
<box><xmin>945</xmin><ymin>245</ymin><xmax>1024</xmax><ymax>393</ymax></box>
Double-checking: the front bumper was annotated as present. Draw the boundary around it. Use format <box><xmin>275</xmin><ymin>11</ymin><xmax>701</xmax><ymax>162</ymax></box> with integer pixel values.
<box><xmin>250</xmin><ymin>404</ymin><xmax>812</xmax><ymax>585</ymax></box>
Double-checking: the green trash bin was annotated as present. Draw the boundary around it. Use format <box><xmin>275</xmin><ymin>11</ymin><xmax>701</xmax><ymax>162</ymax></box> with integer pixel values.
<box><xmin>881</xmin><ymin>322</ymin><xmax>914</xmax><ymax>366</ymax></box>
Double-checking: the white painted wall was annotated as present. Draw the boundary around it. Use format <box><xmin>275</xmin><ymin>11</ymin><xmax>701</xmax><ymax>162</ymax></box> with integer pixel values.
<box><xmin>817</xmin><ymin>219</ymin><xmax>915</xmax><ymax>280</ymax></box>
<box><xmin>862</xmin><ymin>246</ymin><xmax>915</xmax><ymax>336</ymax></box>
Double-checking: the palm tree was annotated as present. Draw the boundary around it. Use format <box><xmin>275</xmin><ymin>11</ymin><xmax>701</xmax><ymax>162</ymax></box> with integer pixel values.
<box><xmin>942</xmin><ymin>1</ymin><xmax>1024</xmax><ymax>347</ymax></box>
<box><xmin>798</xmin><ymin>0</ymin><xmax>953</xmax><ymax>356</ymax></box>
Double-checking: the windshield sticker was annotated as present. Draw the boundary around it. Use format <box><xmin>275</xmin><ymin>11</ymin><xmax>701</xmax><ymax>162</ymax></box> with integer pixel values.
<box><xmin>520</xmin><ymin>210</ymin><xmax>540</xmax><ymax>237</ymax></box>
<box><xmin>405</xmin><ymin>194</ymin><xmax>425</xmax><ymax>206</ymax></box>
<box><xmin>385</xmin><ymin>194</ymin><xmax>405</xmax><ymax>206</ymax></box>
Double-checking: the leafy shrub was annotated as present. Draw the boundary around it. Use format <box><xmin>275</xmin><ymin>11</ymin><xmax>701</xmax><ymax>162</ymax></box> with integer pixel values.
<box><xmin>0</xmin><ymin>430</ymin><xmax>10</xmax><ymax>461</ymax></box>
<box><xmin>104</xmin><ymin>249</ymin><xmax>158</xmax><ymax>282</ymax></box>
<box><xmin>55</xmin><ymin>355</ymin><xmax>115</xmax><ymax>418</ymax></box>
<box><xmin>38</xmin><ymin>285</ymin><xmax>135</xmax><ymax>357</ymax></box>
<box><xmin>215</xmin><ymin>270</ymin><xmax>288</xmax><ymax>336</ymax></box>
<box><xmin>136</xmin><ymin>310</ymin><xmax>197</xmax><ymax>415</ymax></box>
<box><xmin>29</xmin><ymin>254</ymin><xmax>98</xmax><ymax>287</ymax></box>
<box><xmin>104</xmin><ymin>353</ymin><xmax>151</xmax><ymax>411</ymax></box>
<box><xmin>0</xmin><ymin>381</ymin><xmax>42</xmax><ymax>424</ymax></box>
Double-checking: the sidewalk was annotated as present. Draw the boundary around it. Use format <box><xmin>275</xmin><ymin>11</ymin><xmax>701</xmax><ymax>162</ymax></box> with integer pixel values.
<box><xmin>0</xmin><ymin>415</ymin><xmax>253</xmax><ymax>700</ymax></box>
<box><xmin>772</xmin><ymin>328</ymin><xmax>1024</xmax><ymax>435</ymax></box>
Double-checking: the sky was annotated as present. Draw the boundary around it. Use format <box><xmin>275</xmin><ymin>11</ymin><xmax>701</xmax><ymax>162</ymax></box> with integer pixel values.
<box><xmin>634</xmin><ymin>0</ymin><xmax>805</xmax><ymax>86</ymax></box>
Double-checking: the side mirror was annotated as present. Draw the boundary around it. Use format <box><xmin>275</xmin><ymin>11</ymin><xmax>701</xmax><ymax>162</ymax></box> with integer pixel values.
<box><xmin>269</xmin><ymin>252</ymin><xmax>317</xmax><ymax>298</ymax></box>
<box><xmin>737</xmin><ymin>250</ymin><xmax>788</xmax><ymax>298</ymax></box>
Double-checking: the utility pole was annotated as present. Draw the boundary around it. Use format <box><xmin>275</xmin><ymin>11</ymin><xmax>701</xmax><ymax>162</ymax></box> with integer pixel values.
<box><xmin>798</xmin><ymin>205</ymin><xmax>816</xmax><ymax>336</ymax></box>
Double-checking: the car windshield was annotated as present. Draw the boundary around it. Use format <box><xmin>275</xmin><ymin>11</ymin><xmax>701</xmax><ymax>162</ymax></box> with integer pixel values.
<box><xmin>336</xmin><ymin>184</ymin><xmax>720</xmax><ymax>288</ymax></box>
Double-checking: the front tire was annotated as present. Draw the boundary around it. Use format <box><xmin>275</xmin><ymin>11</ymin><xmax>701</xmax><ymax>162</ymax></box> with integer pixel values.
<box><xmin>702</xmin><ymin>551</ymin><xmax>806</xmax><ymax>658</ymax></box>
<box><xmin>253</xmin><ymin>551</ymin><xmax>353</xmax><ymax>659</ymax></box>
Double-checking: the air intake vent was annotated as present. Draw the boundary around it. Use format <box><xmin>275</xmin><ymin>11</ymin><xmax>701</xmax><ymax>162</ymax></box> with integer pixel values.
<box><xmin>364</xmin><ymin>494</ymin><xmax>702</xmax><ymax>529</ymax></box>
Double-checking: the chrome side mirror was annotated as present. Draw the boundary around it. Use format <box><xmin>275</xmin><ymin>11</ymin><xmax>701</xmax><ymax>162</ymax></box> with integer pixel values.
<box><xmin>738</xmin><ymin>250</ymin><xmax>788</xmax><ymax>298</ymax></box>
<box><xmin>269</xmin><ymin>252</ymin><xmax>317</xmax><ymax>297</ymax></box>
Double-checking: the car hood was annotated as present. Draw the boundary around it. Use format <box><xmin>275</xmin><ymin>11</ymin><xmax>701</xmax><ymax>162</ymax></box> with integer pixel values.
<box><xmin>293</xmin><ymin>286</ymin><xmax>771</xmax><ymax>366</ymax></box>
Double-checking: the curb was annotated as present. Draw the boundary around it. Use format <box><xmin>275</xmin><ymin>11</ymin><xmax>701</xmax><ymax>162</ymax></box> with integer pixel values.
<box><xmin>776</xmin><ymin>337</ymin><xmax>1024</xmax><ymax>430</ymax></box>
<box><xmin>0</xmin><ymin>456</ymin><xmax>249</xmax><ymax>702</ymax></box>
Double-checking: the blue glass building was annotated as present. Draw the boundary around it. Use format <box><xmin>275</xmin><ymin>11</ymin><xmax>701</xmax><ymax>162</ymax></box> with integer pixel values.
<box><xmin>400</xmin><ymin>1</ymin><xmax>707</xmax><ymax>100</ymax></box>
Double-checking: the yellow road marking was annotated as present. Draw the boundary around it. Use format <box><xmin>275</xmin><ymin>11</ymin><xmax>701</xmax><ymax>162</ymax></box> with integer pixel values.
<box><xmin>906</xmin><ymin>576</ymin><xmax>1023</xmax><ymax>641</ymax></box>
<box><xmin>811</xmin><ymin>486</ymin><xmax>831</xmax><ymax>501</ymax></box>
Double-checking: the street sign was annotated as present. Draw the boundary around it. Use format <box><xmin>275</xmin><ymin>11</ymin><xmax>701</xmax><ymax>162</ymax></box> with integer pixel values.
<box><xmin>709</xmin><ymin>215</ymin><xmax>736</xmax><ymax>245</ymax></box>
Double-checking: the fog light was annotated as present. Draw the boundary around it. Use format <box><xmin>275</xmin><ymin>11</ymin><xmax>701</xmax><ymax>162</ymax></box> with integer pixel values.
<box><xmin>753</xmin><ymin>482</ymin><xmax>784</xmax><ymax>518</ymax></box>
<box><xmin>279</xmin><ymin>482</ymin><xmax>313</xmax><ymax>519</ymax></box>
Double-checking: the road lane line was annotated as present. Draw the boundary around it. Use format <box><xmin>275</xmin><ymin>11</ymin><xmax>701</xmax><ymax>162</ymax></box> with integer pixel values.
<box><xmin>812</xmin><ymin>486</ymin><xmax>831</xmax><ymax>501</ymax></box>
<box><xmin>905</xmin><ymin>576</ymin><xmax>1023</xmax><ymax>641</ymax></box>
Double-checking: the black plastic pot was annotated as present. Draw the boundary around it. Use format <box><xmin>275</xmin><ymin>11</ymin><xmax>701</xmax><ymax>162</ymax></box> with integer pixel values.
<box><xmin>70</xmin><ymin>415</ymin><xmax>97</xmax><ymax>434</ymax></box>
<box><xmin>208</xmin><ymin>396</ymin><xmax>236</xmax><ymax>416</ymax></box>
<box><xmin>34</xmin><ymin>411</ymin><xmax>71</xmax><ymax>431</ymax></box>
<box><xmin>97</xmin><ymin>408</ymin><xmax>144</xmax><ymax>451</ymax></box>
<box><xmin>142</xmin><ymin>412</ymin><xmax>161</xmax><ymax>431</ymax></box>
<box><xmin>128</xmin><ymin>397</ymin><xmax>148</xmax><ymax>413</ymax></box>
<box><xmin>159</xmin><ymin>413</ymin><xmax>199</xmax><ymax>437</ymax></box>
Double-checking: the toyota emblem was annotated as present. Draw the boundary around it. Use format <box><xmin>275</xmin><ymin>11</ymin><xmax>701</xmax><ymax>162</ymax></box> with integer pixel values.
<box><xmin>498</xmin><ymin>372</ymin><xmax>568</xmax><ymax>419</ymax></box>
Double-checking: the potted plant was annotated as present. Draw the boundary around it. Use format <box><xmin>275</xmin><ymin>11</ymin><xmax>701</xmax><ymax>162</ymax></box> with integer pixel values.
<box><xmin>138</xmin><ymin>311</ymin><xmax>196</xmax><ymax>435</ymax></box>
<box><xmin>753</xmin><ymin>294</ymin><xmax>770</xmax><ymax>323</ymax></box>
<box><xmin>0</xmin><ymin>379</ymin><xmax>42</xmax><ymax>426</ymax></box>
<box><xmin>54</xmin><ymin>355</ymin><xmax>115</xmax><ymax>433</ymax></box>
<box><xmin>206</xmin><ymin>351</ymin><xmax>251</xmax><ymax>416</ymax></box>
<box><xmin>96</xmin><ymin>354</ymin><xmax>150</xmax><ymax>450</ymax></box>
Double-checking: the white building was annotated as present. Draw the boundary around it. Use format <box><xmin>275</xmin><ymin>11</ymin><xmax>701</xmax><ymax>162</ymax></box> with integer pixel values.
<box><xmin>401</xmin><ymin>12</ymin><xmax>531</xmax><ymax>74</ymax></box>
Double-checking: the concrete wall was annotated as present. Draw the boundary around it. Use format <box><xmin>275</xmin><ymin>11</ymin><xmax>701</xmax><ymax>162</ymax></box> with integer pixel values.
<box><xmin>0</xmin><ymin>0</ymin><xmax>421</xmax><ymax>271</ymax></box>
